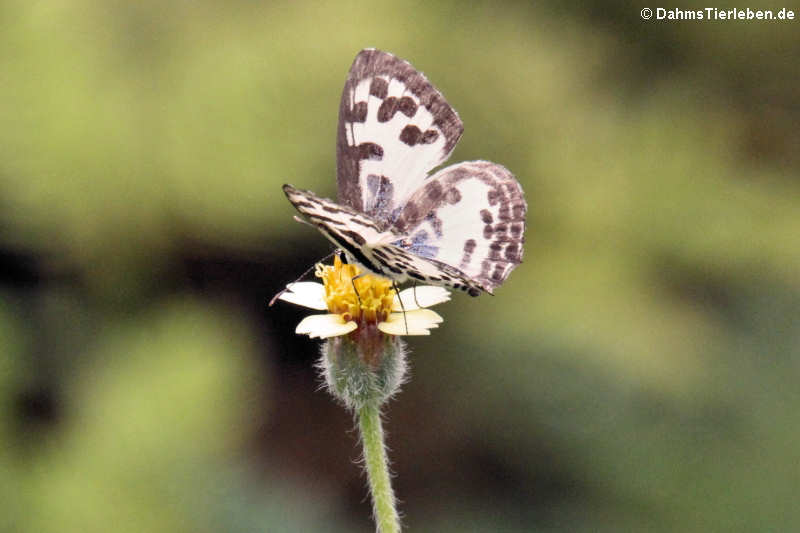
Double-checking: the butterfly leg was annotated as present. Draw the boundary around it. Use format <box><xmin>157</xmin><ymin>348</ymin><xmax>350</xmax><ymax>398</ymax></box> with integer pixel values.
<box><xmin>392</xmin><ymin>281</ymin><xmax>409</xmax><ymax>335</ymax></box>
<box><xmin>350</xmin><ymin>272</ymin><xmax>368</xmax><ymax>306</ymax></box>
<box><xmin>269</xmin><ymin>249</ymin><xmax>339</xmax><ymax>306</ymax></box>
<box><xmin>412</xmin><ymin>281</ymin><xmax>422</xmax><ymax>308</ymax></box>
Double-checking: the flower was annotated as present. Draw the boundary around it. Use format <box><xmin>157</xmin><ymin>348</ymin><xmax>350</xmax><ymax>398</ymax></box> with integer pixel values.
<box><xmin>278</xmin><ymin>255</ymin><xmax>450</xmax><ymax>338</ymax></box>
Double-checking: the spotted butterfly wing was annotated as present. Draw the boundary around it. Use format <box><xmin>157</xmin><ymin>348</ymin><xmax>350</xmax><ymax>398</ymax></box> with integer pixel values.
<box><xmin>387</xmin><ymin>160</ymin><xmax>526</xmax><ymax>293</ymax></box>
<box><xmin>283</xmin><ymin>49</ymin><xmax>526</xmax><ymax>296</ymax></box>
<box><xmin>336</xmin><ymin>48</ymin><xmax>463</xmax><ymax>221</ymax></box>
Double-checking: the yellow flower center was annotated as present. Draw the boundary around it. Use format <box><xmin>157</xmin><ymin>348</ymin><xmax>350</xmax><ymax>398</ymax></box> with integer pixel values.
<box><xmin>316</xmin><ymin>255</ymin><xmax>395</xmax><ymax>324</ymax></box>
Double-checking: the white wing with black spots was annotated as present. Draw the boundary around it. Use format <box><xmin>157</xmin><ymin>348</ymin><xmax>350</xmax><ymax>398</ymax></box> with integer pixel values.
<box><xmin>336</xmin><ymin>49</ymin><xmax>463</xmax><ymax>226</ymax></box>
<box><xmin>389</xmin><ymin>161</ymin><xmax>526</xmax><ymax>293</ymax></box>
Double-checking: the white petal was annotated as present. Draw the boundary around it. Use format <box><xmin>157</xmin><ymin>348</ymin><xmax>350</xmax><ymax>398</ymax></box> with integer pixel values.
<box><xmin>278</xmin><ymin>282</ymin><xmax>328</xmax><ymax>310</ymax></box>
<box><xmin>378</xmin><ymin>309</ymin><xmax>444</xmax><ymax>336</ymax></box>
<box><xmin>392</xmin><ymin>286</ymin><xmax>451</xmax><ymax>311</ymax></box>
<box><xmin>295</xmin><ymin>314</ymin><xmax>357</xmax><ymax>339</ymax></box>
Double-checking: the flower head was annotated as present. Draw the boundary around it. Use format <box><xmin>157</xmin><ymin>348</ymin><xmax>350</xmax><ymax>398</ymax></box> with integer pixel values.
<box><xmin>278</xmin><ymin>255</ymin><xmax>449</xmax><ymax>339</ymax></box>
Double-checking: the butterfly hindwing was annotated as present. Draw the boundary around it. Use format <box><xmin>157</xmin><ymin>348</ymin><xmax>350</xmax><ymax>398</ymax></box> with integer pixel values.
<box><xmin>336</xmin><ymin>49</ymin><xmax>463</xmax><ymax>224</ymax></box>
<box><xmin>389</xmin><ymin>161</ymin><xmax>526</xmax><ymax>293</ymax></box>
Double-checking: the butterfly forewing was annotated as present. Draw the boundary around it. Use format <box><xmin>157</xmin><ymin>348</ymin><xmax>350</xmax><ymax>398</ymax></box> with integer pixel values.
<box><xmin>336</xmin><ymin>49</ymin><xmax>463</xmax><ymax>224</ymax></box>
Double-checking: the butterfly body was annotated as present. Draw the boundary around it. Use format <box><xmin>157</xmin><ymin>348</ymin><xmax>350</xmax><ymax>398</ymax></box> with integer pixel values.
<box><xmin>284</xmin><ymin>49</ymin><xmax>526</xmax><ymax>297</ymax></box>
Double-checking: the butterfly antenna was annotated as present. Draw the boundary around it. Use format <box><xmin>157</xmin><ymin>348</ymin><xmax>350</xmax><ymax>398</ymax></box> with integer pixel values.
<box><xmin>412</xmin><ymin>281</ymin><xmax>422</xmax><ymax>308</ymax></box>
<box><xmin>392</xmin><ymin>281</ymin><xmax>409</xmax><ymax>335</ymax></box>
<box><xmin>292</xmin><ymin>215</ymin><xmax>315</xmax><ymax>228</ymax></box>
<box><xmin>268</xmin><ymin>249</ymin><xmax>338</xmax><ymax>306</ymax></box>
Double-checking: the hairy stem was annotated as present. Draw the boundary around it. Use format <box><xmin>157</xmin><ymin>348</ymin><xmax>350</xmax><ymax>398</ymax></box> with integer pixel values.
<box><xmin>358</xmin><ymin>400</ymin><xmax>400</xmax><ymax>533</ymax></box>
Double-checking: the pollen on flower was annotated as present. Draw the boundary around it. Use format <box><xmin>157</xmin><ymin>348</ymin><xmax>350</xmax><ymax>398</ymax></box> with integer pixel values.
<box><xmin>315</xmin><ymin>256</ymin><xmax>395</xmax><ymax>325</ymax></box>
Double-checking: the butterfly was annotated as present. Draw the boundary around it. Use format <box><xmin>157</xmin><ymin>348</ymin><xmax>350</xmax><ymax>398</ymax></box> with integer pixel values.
<box><xmin>283</xmin><ymin>49</ymin><xmax>526</xmax><ymax>297</ymax></box>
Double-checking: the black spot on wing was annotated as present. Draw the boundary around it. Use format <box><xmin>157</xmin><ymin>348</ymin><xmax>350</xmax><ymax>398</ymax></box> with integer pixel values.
<box><xmin>421</xmin><ymin>129</ymin><xmax>439</xmax><ymax>144</ymax></box>
<box><xmin>369</xmin><ymin>77</ymin><xmax>388</xmax><ymax>99</ymax></box>
<box><xmin>357</xmin><ymin>142</ymin><xmax>384</xmax><ymax>160</ymax></box>
<box><xmin>505</xmin><ymin>242</ymin><xmax>520</xmax><ymax>262</ymax></box>
<box><xmin>377</xmin><ymin>97</ymin><xmax>398</xmax><ymax>122</ymax></box>
<box><xmin>491</xmin><ymin>264</ymin><xmax>505</xmax><ymax>282</ymax></box>
<box><xmin>397</xmin><ymin>96</ymin><xmax>418</xmax><ymax>117</ymax></box>
<box><xmin>309</xmin><ymin>213</ymin><xmax>348</xmax><ymax>227</ymax></box>
<box><xmin>371</xmin><ymin>249</ymin><xmax>407</xmax><ymax>276</ymax></box>
<box><xmin>399</xmin><ymin>125</ymin><xmax>422</xmax><ymax>146</ymax></box>
<box><xmin>340</xmin><ymin>229</ymin><xmax>366</xmax><ymax>246</ymax></box>
<box><xmin>489</xmin><ymin>242</ymin><xmax>503</xmax><ymax>260</ymax></box>
<box><xmin>349</xmin><ymin>217</ymin><xmax>380</xmax><ymax>231</ymax></box>
<box><xmin>344</xmin><ymin>101</ymin><xmax>367</xmax><ymax>123</ymax></box>
<box><xmin>401</xmin><ymin>202</ymin><xmax>419</xmax><ymax>222</ymax></box>
<box><xmin>444</xmin><ymin>187</ymin><xmax>461</xmax><ymax>204</ymax></box>
<box><xmin>425</xmin><ymin>181</ymin><xmax>443</xmax><ymax>202</ymax></box>
<box><xmin>386</xmin><ymin>264</ymin><xmax>403</xmax><ymax>275</ymax></box>
<box><xmin>460</xmin><ymin>239</ymin><xmax>476</xmax><ymax>269</ymax></box>
<box><xmin>498</xmin><ymin>203</ymin><xmax>511</xmax><ymax>222</ymax></box>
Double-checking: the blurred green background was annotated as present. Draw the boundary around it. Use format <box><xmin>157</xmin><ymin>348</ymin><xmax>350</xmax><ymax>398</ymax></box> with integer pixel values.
<box><xmin>2</xmin><ymin>1</ymin><xmax>799</xmax><ymax>531</ymax></box>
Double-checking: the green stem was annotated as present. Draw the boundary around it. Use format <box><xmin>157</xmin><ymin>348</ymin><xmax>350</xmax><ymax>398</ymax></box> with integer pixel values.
<box><xmin>358</xmin><ymin>400</ymin><xmax>400</xmax><ymax>533</ymax></box>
